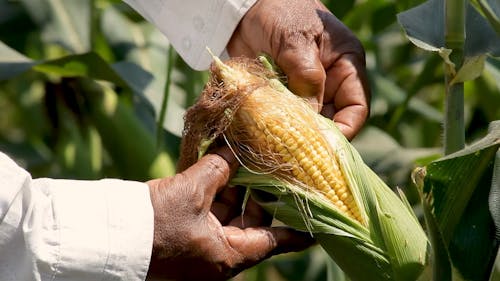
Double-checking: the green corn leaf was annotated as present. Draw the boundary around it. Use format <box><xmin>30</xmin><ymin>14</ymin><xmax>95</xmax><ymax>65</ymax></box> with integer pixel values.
<box><xmin>418</xmin><ymin>121</ymin><xmax>500</xmax><ymax>280</ymax></box>
<box><xmin>78</xmin><ymin>80</ymin><xmax>176</xmax><ymax>180</ymax></box>
<box><xmin>20</xmin><ymin>0</ymin><xmax>90</xmax><ymax>53</ymax></box>
<box><xmin>0</xmin><ymin>41</ymin><xmax>35</xmax><ymax>80</ymax></box>
<box><xmin>397</xmin><ymin>0</ymin><xmax>500</xmax><ymax>78</ymax></box>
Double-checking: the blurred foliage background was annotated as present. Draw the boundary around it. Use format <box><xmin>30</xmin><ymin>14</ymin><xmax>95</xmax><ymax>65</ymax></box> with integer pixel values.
<box><xmin>0</xmin><ymin>0</ymin><xmax>498</xmax><ymax>280</ymax></box>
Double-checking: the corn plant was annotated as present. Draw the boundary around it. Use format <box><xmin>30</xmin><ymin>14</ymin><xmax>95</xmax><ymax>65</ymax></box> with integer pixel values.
<box><xmin>398</xmin><ymin>0</ymin><xmax>500</xmax><ymax>279</ymax></box>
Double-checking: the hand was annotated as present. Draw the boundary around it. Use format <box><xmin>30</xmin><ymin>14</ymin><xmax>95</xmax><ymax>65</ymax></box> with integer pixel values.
<box><xmin>227</xmin><ymin>0</ymin><xmax>370</xmax><ymax>140</ymax></box>
<box><xmin>146</xmin><ymin>148</ymin><xmax>314</xmax><ymax>281</ymax></box>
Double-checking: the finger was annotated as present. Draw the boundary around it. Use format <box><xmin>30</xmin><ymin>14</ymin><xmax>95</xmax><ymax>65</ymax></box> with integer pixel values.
<box><xmin>324</xmin><ymin>53</ymin><xmax>370</xmax><ymax>140</ymax></box>
<box><xmin>228</xmin><ymin>198</ymin><xmax>272</xmax><ymax>228</ymax></box>
<box><xmin>329</xmin><ymin>104</ymin><xmax>369</xmax><ymax>141</ymax></box>
<box><xmin>275</xmin><ymin>36</ymin><xmax>326</xmax><ymax>112</ymax></box>
<box><xmin>224</xmin><ymin>226</ymin><xmax>315</xmax><ymax>266</ymax></box>
<box><xmin>227</xmin><ymin>30</ymin><xmax>255</xmax><ymax>58</ymax></box>
<box><xmin>183</xmin><ymin>146</ymin><xmax>239</xmax><ymax>199</ymax></box>
<box><xmin>211</xmin><ymin>186</ymin><xmax>245</xmax><ymax>224</ymax></box>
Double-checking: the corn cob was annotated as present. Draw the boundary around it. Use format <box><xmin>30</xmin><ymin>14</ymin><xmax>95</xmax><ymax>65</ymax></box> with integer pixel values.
<box><xmin>233</xmin><ymin>85</ymin><xmax>363</xmax><ymax>223</ymax></box>
<box><xmin>179</xmin><ymin>55</ymin><xmax>428</xmax><ymax>281</ymax></box>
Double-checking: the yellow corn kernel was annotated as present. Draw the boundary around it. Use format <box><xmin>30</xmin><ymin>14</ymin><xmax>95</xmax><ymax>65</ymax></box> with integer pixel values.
<box><xmin>241</xmin><ymin>115</ymin><xmax>362</xmax><ymax>223</ymax></box>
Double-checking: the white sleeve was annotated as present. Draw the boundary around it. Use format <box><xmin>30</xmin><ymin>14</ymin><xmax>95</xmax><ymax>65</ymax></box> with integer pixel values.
<box><xmin>0</xmin><ymin>152</ymin><xmax>153</xmax><ymax>281</ymax></box>
<box><xmin>122</xmin><ymin>0</ymin><xmax>258</xmax><ymax>70</ymax></box>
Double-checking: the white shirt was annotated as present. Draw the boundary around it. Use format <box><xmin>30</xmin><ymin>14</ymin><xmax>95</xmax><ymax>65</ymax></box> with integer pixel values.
<box><xmin>0</xmin><ymin>152</ymin><xmax>153</xmax><ymax>281</ymax></box>
<box><xmin>0</xmin><ymin>1</ymin><xmax>257</xmax><ymax>280</ymax></box>
<box><xmin>123</xmin><ymin>0</ymin><xmax>257</xmax><ymax>70</ymax></box>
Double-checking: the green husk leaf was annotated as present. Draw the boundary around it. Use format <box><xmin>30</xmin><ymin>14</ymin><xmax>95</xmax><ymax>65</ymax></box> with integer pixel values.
<box><xmin>231</xmin><ymin>114</ymin><xmax>429</xmax><ymax>281</ymax></box>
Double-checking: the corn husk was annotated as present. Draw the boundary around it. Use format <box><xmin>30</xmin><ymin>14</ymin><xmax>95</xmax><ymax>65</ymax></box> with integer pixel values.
<box><xmin>179</xmin><ymin>55</ymin><xmax>429</xmax><ymax>281</ymax></box>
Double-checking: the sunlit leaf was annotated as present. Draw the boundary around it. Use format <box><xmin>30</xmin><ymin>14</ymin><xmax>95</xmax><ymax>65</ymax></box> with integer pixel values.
<box><xmin>451</xmin><ymin>54</ymin><xmax>487</xmax><ymax>84</ymax></box>
<box><xmin>56</xmin><ymin>122</ymin><xmax>102</xmax><ymax>180</ymax></box>
<box><xmin>101</xmin><ymin>6</ymin><xmax>158</xmax><ymax>70</ymax></box>
<box><xmin>101</xmin><ymin>6</ymin><xmax>186</xmax><ymax>137</ymax></box>
<box><xmin>0</xmin><ymin>48</ymin><xmax>177</xmax><ymax>178</ymax></box>
<box><xmin>0</xmin><ymin>41</ymin><xmax>35</xmax><ymax>80</ymax></box>
<box><xmin>397</xmin><ymin>0</ymin><xmax>445</xmax><ymax>50</ymax></box>
<box><xmin>398</xmin><ymin>0</ymin><xmax>500</xmax><ymax>77</ymax></box>
<box><xmin>78</xmin><ymin>80</ymin><xmax>176</xmax><ymax>179</ymax></box>
<box><xmin>470</xmin><ymin>0</ymin><xmax>500</xmax><ymax>35</ymax></box>
<box><xmin>398</xmin><ymin>0</ymin><xmax>500</xmax><ymax>63</ymax></box>
<box><xmin>33</xmin><ymin>52</ymin><xmax>131</xmax><ymax>90</ymax></box>
<box><xmin>20</xmin><ymin>0</ymin><xmax>91</xmax><ymax>53</ymax></box>
<box><xmin>111</xmin><ymin>61</ymin><xmax>155</xmax><ymax>95</ymax></box>
<box><xmin>465</xmin><ymin>3</ymin><xmax>500</xmax><ymax>57</ymax></box>
<box><xmin>0</xmin><ymin>46</ymin><xmax>161</xmax><ymax>105</ymax></box>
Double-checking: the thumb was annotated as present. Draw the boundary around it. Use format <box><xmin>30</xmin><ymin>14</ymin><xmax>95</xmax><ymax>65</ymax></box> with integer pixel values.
<box><xmin>182</xmin><ymin>146</ymin><xmax>239</xmax><ymax>200</ymax></box>
<box><xmin>275</xmin><ymin>40</ymin><xmax>325</xmax><ymax>112</ymax></box>
<box><xmin>224</xmin><ymin>226</ymin><xmax>315</xmax><ymax>266</ymax></box>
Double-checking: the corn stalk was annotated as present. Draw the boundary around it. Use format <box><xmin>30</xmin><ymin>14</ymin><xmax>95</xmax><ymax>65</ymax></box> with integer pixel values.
<box><xmin>444</xmin><ymin>0</ymin><xmax>466</xmax><ymax>154</ymax></box>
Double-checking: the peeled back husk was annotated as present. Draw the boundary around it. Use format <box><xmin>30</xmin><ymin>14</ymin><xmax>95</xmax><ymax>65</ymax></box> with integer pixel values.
<box><xmin>178</xmin><ymin>55</ymin><xmax>429</xmax><ymax>281</ymax></box>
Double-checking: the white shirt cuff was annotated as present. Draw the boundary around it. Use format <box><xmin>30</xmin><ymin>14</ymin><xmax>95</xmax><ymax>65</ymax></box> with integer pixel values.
<box><xmin>30</xmin><ymin>178</ymin><xmax>153</xmax><ymax>281</ymax></box>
